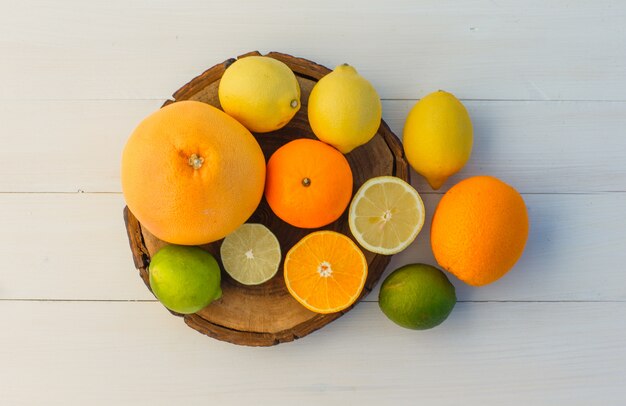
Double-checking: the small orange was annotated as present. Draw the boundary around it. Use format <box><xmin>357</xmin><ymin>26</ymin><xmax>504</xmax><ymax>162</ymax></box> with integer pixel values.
<box><xmin>284</xmin><ymin>231</ymin><xmax>368</xmax><ymax>314</ymax></box>
<box><xmin>431</xmin><ymin>176</ymin><xmax>529</xmax><ymax>286</ymax></box>
<box><xmin>121</xmin><ymin>101</ymin><xmax>266</xmax><ymax>245</ymax></box>
<box><xmin>265</xmin><ymin>138</ymin><xmax>353</xmax><ymax>228</ymax></box>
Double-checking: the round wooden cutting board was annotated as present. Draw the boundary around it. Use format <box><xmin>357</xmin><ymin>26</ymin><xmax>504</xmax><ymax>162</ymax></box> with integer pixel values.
<box><xmin>123</xmin><ymin>51</ymin><xmax>409</xmax><ymax>346</ymax></box>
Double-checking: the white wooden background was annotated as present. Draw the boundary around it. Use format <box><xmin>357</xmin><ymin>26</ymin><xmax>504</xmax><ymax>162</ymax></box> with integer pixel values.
<box><xmin>2</xmin><ymin>1</ymin><xmax>625</xmax><ymax>404</ymax></box>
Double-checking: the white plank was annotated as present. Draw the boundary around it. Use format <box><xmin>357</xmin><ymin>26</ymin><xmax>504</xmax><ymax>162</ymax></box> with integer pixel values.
<box><xmin>0</xmin><ymin>193</ymin><xmax>153</xmax><ymax>301</ymax></box>
<box><xmin>1</xmin><ymin>1</ymin><xmax>625</xmax><ymax>101</ymax></box>
<box><xmin>1</xmin><ymin>100</ymin><xmax>625</xmax><ymax>193</ymax></box>
<box><xmin>0</xmin><ymin>100</ymin><xmax>160</xmax><ymax>193</ymax></box>
<box><xmin>0</xmin><ymin>301</ymin><xmax>624</xmax><ymax>405</ymax></box>
<box><xmin>2</xmin><ymin>192</ymin><xmax>625</xmax><ymax>301</ymax></box>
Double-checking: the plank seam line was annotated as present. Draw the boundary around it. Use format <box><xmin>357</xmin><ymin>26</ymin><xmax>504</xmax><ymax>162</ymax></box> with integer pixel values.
<box><xmin>3</xmin><ymin>98</ymin><xmax>626</xmax><ymax>103</ymax></box>
<box><xmin>0</xmin><ymin>191</ymin><xmax>122</xmax><ymax>195</ymax></box>
<box><xmin>1</xmin><ymin>191</ymin><xmax>626</xmax><ymax>195</ymax></box>
<box><xmin>0</xmin><ymin>299</ymin><xmax>158</xmax><ymax>302</ymax></box>
<box><xmin>0</xmin><ymin>299</ymin><xmax>624</xmax><ymax>303</ymax></box>
<box><xmin>362</xmin><ymin>299</ymin><xmax>626</xmax><ymax>303</ymax></box>
<box><xmin>385</xmin><ymin>98</ymin><xmax>626</xmax><ymax>103</ymax></box>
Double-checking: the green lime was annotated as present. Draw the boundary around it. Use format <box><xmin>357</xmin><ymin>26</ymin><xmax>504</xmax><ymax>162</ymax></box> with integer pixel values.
<box><xmin>378</xmin><ymin>263</ymin><xmax>456</xmax><ymax>330</ymax></box>
<box><xmin>149</xmin><ymin>245</ymin><xmax>222</xmax><ymax>314</ymax></box>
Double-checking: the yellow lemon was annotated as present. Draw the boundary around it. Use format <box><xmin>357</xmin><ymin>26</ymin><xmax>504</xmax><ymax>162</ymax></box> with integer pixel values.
<box><xmin>402</xmin><ymin>90</ymin><xmax>473</xmax><ymax>189</ymax></box>
<box><xmin>218</xmin><ymin>56</ymin><xmax>300</xmax><ymax>133</ymax></box>
<box><xmin>308</xmin><ymin>64</ymin><xmax>382</xmax><ymax>153</ymax></box>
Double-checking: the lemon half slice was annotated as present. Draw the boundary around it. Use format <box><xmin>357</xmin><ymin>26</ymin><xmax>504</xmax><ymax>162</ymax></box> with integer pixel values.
<box><xmin>220</xmin><ymin>223</ymin><xmax>281</xmax><ymax>285</ymax></box>
<box><xmin>349</xmin><ymin>176</ymin><xmax>425</xmax><ymax>255</ymax></box>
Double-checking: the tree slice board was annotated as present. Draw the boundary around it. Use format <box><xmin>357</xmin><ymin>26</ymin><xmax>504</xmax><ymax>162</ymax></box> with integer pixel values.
<box><xmin>123</xmin><ymin>51</ymin><xmax>409</xmax><ymax>346</ymax></box>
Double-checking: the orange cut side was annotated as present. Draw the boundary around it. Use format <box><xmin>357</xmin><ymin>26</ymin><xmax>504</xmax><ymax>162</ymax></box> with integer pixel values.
<box><xmin>284</xmin><ymin>231</ymin><xmax>368</xmax><ymax>314</ymax></box>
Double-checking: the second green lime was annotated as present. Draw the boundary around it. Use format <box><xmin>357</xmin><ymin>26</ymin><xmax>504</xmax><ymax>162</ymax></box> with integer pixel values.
<box><xmin>379</xmin><ymin>263</ymin><xmax>456</xmax><ymax>330</ymax></box>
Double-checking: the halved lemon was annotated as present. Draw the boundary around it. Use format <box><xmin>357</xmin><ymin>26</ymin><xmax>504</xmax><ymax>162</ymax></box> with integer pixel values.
<box><xmin>348</xmin><ymin>176</ymin><xmax>425</xmax><ymax>255</ymax></box>
<box><xmin>220</xmin><ymin>223</ymin><xmax>281</xmax><ymax>285</ymax></box>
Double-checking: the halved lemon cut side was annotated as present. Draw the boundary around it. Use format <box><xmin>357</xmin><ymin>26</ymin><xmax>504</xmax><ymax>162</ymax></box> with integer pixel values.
<box><xmin>349</xmin><ymin>176</ymin><xmax>425</xmax><ymax>255</ymax></box>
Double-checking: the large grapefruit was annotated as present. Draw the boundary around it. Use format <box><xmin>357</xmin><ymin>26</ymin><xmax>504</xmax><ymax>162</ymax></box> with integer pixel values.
<box><xmin>121</xmin><ymin>101</ymin><xmax>266</xmax><ymax>245</ymax></box>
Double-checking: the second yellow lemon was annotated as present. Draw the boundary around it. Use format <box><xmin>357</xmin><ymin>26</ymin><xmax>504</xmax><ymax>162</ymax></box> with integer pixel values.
<box><xmin>308</xmin><ymin>64</ymin><xmax>382</xmax><ymax>153</ymax></box>
<box><xmin>403</xmin><ymin>90</ymin><xmax>473</xmax><ymax>190</ymax></box>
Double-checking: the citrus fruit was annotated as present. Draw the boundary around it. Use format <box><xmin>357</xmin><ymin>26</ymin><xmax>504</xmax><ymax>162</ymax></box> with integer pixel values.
<box><xmin>431</xmin><ymin>176</ymin><xmax>529</xmax><ymax>286</ymax></box>
<box><xmin>284</xmin><ymin>231</ymin><xmax>368</xmax><ymax>314</ymax></box>
<box><xmin>308</xmin><ymin>64</ymin><xmax>382</xmax><ymax>153</ymax></box>
<box><xmin>149</xmin><ymin>245</ymin><xmax>222</xmax><ymax>314</ymax></box>
<box><xmin>403</xmin><ymin>90</ymin><xmax>473</xmax><ymax>190</ymax></box>
<box><xmin>379</xmin><ymin>263</ymin><xmax>456</xmax><ymax>330</ymax></box>
<box><xmin>348</xmin><ymin>176</ymin><xmax>425</xmax><ymax>255</ymax></box>
<box><xmin>218</xmin><ymin>55</ymin><xmax>300</xmax><ymax>133</ymax></box>
<box><xmin>121</xmin><ymin>100</ymin><xmax>266</xmax><ymax>245</ymax></box>
<box><xmin>265</xmin><ymin>138</ymin><xmax>353</xmax><ymax>229</ymax></box>
<box><xmin>220</xmin><ymin>223</ymin><xmax>281</xmax><ymax>286</ymax></box>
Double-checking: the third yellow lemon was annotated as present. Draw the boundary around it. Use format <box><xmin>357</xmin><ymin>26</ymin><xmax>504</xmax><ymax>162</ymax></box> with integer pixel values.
<box><xmin>308</xmin><ymin>64</ymin><xmax>382</xmax><ymax>153</ymax></box>
<box><xmin>403</xmin><ymin>90</ymin><xmax>473</xmax><ymax>190</ymax></box>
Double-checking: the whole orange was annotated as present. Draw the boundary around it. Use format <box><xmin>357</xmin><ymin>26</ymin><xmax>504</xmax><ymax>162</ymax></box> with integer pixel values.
<box><xmin>431</xmin><ymin>176</ymin><xmax>529</xmax><ymax>286</ymax></box>
<box><xmin>121</xmin><ymin>101</ymin><xmax>266</xmax><ymax>245</ymax></box>
<box><xmin>265</xmin><ymin>138</ymin><xmax>353</xmax><ymax>228</ymax></box>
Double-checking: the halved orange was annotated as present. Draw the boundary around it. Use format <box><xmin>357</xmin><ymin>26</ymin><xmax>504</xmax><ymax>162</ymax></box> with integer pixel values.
<box><xmin>284</xmin><ymin>231</ymin><xmax>368</xmax><ymax>314</ymax></box>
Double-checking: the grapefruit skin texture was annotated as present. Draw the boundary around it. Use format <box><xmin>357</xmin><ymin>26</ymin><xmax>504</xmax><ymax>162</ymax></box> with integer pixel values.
<box><xmin>121</xmin><ymin>101</ymin><xmax>266</xmax><ymax>245</ymax></box>
<box><xmin>431</xmin><ymin>176</ymin><xmax>529</xmax><ymax>286</ymax></box>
